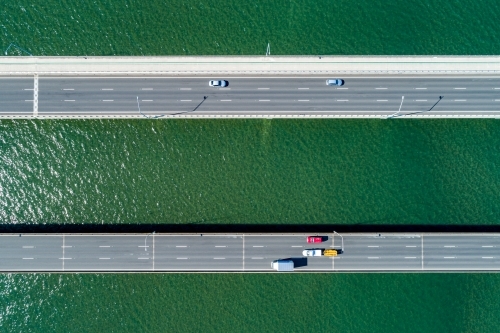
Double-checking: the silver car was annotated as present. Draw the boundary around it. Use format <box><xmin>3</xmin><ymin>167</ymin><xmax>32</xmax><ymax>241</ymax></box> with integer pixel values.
<box><xmin>326</xmin><ymin>79</ymin><xmax>344</xmax><ymax>86</ymax></box>
<box><xmin>209</xmin><ymin>80</ymin><xmax>229</xmax><ymax>87</ymax></box>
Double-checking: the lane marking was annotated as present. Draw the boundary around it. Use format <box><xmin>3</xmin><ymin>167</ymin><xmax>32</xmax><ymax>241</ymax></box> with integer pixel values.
<box><xmin>99</xmin><ymin>246</ymin><xmax>110</xmax><ymax>248</ymax></box>
<box><xmin>405</xmin><ymin>257</ymin><xmax>417</xmax><ymax>259</ymax></box>
<box><xmin>99</xmin><ymin>258</ymin><xmax>111</xmax><ymax>260</ymax></box>
<box><xmin>138</xmin><ymin>257</ymin><xmax>150</xmax><ymax>260</ymax></box>
<box><xmin>454</xmin><ymin>88</ymin><xmax>466</xmax><ymax>90</ymax></box>
<box><xmin>181</xmin><ymin>100</ymin><xmax>192</xmax><ymax>102</ymax></box>
<box><xmin>22</xmin><ymin>246</ymin><xmax>34</xmax><ymax>248</ymax></box>
<box><xmin>64</xmin><ymin>100</ymin><xmax>75</xmax><ymax>102</ymax></box>
<box><xmin>298</xmin><ymin>88</ymin><xmax>309</xmax><ymax>90</ymax></box>
<box><xmin>142</xmin><ymin>100</ymin><xmax>153</xmax><ymax>102</ymax></box>
<box><xmin>482</xmin><ymin>246</ymin><xmax>494</xmax><ymax>248</ymax></box>
<box><xmin>102</xmin><ymin>100</ymin><xmax>114</xmax><ymax>102</ymax></box>
<box><xmin>141</xmin><ymin>88</ymin><xmax>153</xmax><ymax>90</ymax></box>
<box><xmin>22</xmin><ymin>258</ymin><xmax>34</xmax><ymax>260</ymax></box>
<box><xmin>253</xmin><ymin>246</ymin><xmax>264</xmax><ymax>247</ymax></box>
<box><xmin>495</xmin><ymin>100</ymin><xmax>500</xmax><ymax>102</ymax></box>
<box><xmin>177</xmin><ymin>257</ymin><xmax>188</xmax><ymax>260</ymax></box>
<box><xmin>101</xmin><ymin>88</ymin><xmax>113</xmax><ymax>91</ymax></box>
<box><xmin>214</xmin><ymin>258</ymin><xmax>225</xmax><ymax>260</ymax></box>
<box><xmin>61</xmin><ymin>246</ymin><xmax>72</xmax><ymax>248</ymax></box>
<box><xmin>336</xmin><ymin>99</ymin><xmax>349</xmax><ymax>102</ymax></box>
<box><xmin>375</xmin><ymin>88</ymin><xmax>387</xmax><ymax>90</ymax></box>
<box><xmin>494</xmin><ymin>88</ymin><xmax>500</xmax><ymax>90</ymax></box>
<box><xmin>215</xmin><ymin>246</ymin><xmax>227</xmax><ymax>248</ymax></box>
<box><xmin>220</xmin><ymin>100</ymin><xmax>232</xmax><ymax>101</ymax></box>
<box><xmin>415</xmin><ymin>100</ymin><xmax>428</xmax><ymax>102</ymax></box>
<box><xmin>259</xmin><ymin>100</ymin><xmax>270</xmax><ymax>102</ymax></box>
<box><xmin>367</xmin><ymin>246</ymin><xmax>379</xmax><ymax>248</ymax></box>
<box><xmin>176</xmin><ymin>246</ymin><xmax>187</xmax><ymax>248</ymax></box>
<box><xmin>180</xmin><ymin>88</ymin><xmax>191</xmax><ymax>90</ymax></box>
<box><xmin>291</xmin><ymin>245</ymin><xmax>302</xmax><ymax>247</ymax></box>
<box><xmin>258</xmin><ymin>88</ymin><xmax>270</xmax><ymax>90</ymax></box>
<box><xmin>33</xmin><ymin>74</ymin><xmax>38</xmax><ymax>117</ymax></box>
<box><xmin>444</xmin><ymin>246</ymin><xmax>456</xmax><ymax>248</ymax></box>
<box><xmin>377</xmin><ymin>100</ymin><xmax>388</xmax><ymax>102</ymax></box>
<box><xmin>138</xmin><ymin>246</ymin><xmax>149</xmax><ymax>248</ymax></box>
<box><xmin>59</xmin><ymin>258</ymin><xmax>72</xmax><ymax>260</ymax></box>
<box><xmin>63</xmin><ymin>88</ymin><xmax>74</xmax><ymax>91</ymax></box>
<box><xmin>368</xmin><ymin>257</ymin><xmax>379</xmax><ymax>259</ymax></box>
<box><xmin>25</xmin><ymin>100</ymin><xmax>34</xmax><ymax>102</ymax></box>
<box><xmin>406</xmin><ymin>246</ymin><xmax>417</xmax><ymax>248</ymax></box>
<box><xmin>251</xmin><ymin>257</ymin><xmax>263</xmax><ymax>259</ymax></box>
<box><xmin>298</xmin><ymin>100</ymin><xmax>309</xmax><ymax>102</ymax></box>
<box><xmin>454</xmin><ymin>100</ymin><xmax>467</xmax><ymax>102</ymax></box>
<box><xmin>444</xmin><ymin>257</ymin><xmax>456</xmax><ymax>259</ymax></box>
<box><xmin>24</xmin><ymin>88</ymin><xmax>34</xmax><ymax>91</ymax></box>
<box><xmin>337</xmin><ymin>87</ymin><xmax>348</xmax><ymax>90</ymax></box>
<box><xmin>415</xmin><ymin>88</ymin><xmax>427</xmax><ymax>90</ymax></box>
<box><xmin>482</xmin><ymin>257</ymin><xmax>494</xmax><ymax>259</ymax></box>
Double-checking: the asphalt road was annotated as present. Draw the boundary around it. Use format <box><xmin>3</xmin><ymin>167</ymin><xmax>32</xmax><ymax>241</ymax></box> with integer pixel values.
<box><xmin>1</xmin><ymin>233</ymin><xmax>499</xmax><ymax>272</ymax></box>
<box><xmin>4</xmin><ymin>77</ymin><xmax>500</xmax><ymax>117</ymax></box>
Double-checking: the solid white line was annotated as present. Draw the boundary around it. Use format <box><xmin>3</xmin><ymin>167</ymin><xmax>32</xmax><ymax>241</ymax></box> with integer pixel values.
<box><xmin>406</xmin><ymin>246</ymin><xmax>417</xmax><ymax>248</ymax></box>
<box><xmin>482</xmin><ymin>246</ymin><xmax>494</xmax><ymax>248</ymax></box>
<box><xmin>454</xmin><ymin>100</ymin><xmax>466</xmax><ymax>101</ymax></box>
<box><xmin>375</xmin><ymin>88</ymin><xmax>387</xmax><ymax>90</ymax></box>
<box><xmin>102</xmin><ymin>100</ymin><xmax>114</xmax><ymax>102</ymax></box>
<box><xmin>99</xmin><ymin>258</ymin><xmax>111</xmax><ymax>260</ymax></box>
<box><xmin>405</xmin><ymin>257</ymin><xmax>417</xmax><ymax>259</ymax></box>
<box><xmin>298</xmin><ymin>88</ymin><xmax>309</xmax><ymax>90</ymax></box>
<box><xmin>101</xmin><ymin>88</ymin><xmax>113</xmax><ymax>91</ymax></box>
<box><xmin>177</xmin><ymin>257</ymin><xmax>188</xmax><ymax>260</ymax></box>
<box><xmin>180</xmin><ymin>88</ymin><xmax>191</xmax><ymax>90</ymax></box>
<box><xmin>214</xmin><ymin>258</ymin><xmax>225</xmax><ymax>260</ymax></box>
<box><xmin>368</xmin><ymin>257</ymin><xmax>379</xmax><ymax>259</ymax></box>
<box><xmin>336</xmin><ymin>99</ymin><xmax>349</xmax><ymax>102</ymax></box>
<box><xmin>444</xmin><ymin>246</ymin><xmax>456</xmax><ymax>248</ymax></box>
<box><xmin>176</xmin><ymin>246</ymin><xmax>187</xmax><ymax>248</ymax></box>
<box><xmin>367</xmin><ymin>246</ymin><xmax>379</xmax><ymax>248</ymax></box>
<box><xmin>454</xmin><ymin>88</ymin><xmax>466</xmax><ymax>90</ymax></box>
<box><xmin>482</xmin><ymin>257</ymin><xmax>494</xmax><ymax>259</ymax></box>
<box><xmin>259</xmin><ymin>100</ymin><xmax>270</xmax><ymax>102</ymax></box>
<box><xmin>215</xmin><ymin>246</ymin><xmax>226</xmax><ymax>248</ymax></box>
<box><xmin>415</xmin><ymin>88</ymin><xmax>427</xmax><ymax>90</ymax></box>
<box><xmin>99</xmin><ymin>246</ymin><xmax>110</xmax><ymax>248</ymax></box>
<box><xmin>22</xmin><ymin>258</ymin><xmax>34</xmax><ymax>259</ymax></box>
<box><xmin>181</xmin><ymin>100</ymin><xmax>192</xmax><ymax>102</ymax></box>
<box><xmin>377</xmin><ymin>100</ymin><xmax>388</xmax><ymax>102</ymax></box>
<box><xmin>415</xmin><ymin>100</ymin><xmax>428</xmax><ymax>102</ymax></box>
<box><xmin>298</xmin><ymin>100</ymin><xmax>309</xmax><ymax>102</ymax></box>
<box><xmin>63</xmin><ymin>89</ymin><xmax>74</xmax><ymax>91</ymax></box>
<box><xmin>258</xmin><ymin>88</ymin><xmax>269</xmax><ymax>90</ymax></box>
<box><xmin>251</xmin><ymin>257</ymin><xmax>263</xmax><ymax>259</ymax></box>
<box><xmin>444</xmin><ymin>257</ymin><xmax>455</xmax><ymax>259</ymax></box>
<box><xmin>253</xmin><ymin>246</ymin><xmax>264</xmax><ymax>247</ymax></box>
<box><xmin>142</xmin><ymin>88</ymin><xmax>153</xmax><ymax>90</ymax></box>
<box><xmin>220</xmin><ymin>100</ymin><xmax>232</xmax><ymax>101</ymax></box>
<box><xmin>64</xmin><ymin>100</ymin><xmax>75</xmax><ymax>102</ymax></box>
<box><xmin>138</xmin><ymin>257</ymin><xmax>150</xmax><ymax>260</ymax></box>
<box><xmin>22</xmin><ymin>246</ymin><xmax>34</xmax><ymax>248</ymax></box>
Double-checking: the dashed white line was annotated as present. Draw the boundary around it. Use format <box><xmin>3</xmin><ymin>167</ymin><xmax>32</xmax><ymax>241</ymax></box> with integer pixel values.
<box><xmin>99</xmin><ymin>246</ymin><xmax>111</xmax><ymax>248</ymax></box>
<box><xmin>298</xmin><ymin>88</ymin><xmax>309</xmax><ymax>90</ymax></box>
<box><xmin>482</xmin><ymin>246</ymin><xmax>494</xmax><ymax>248</ymax></box>
<box><xmin>494</xmin><ymin>88</ymin><xmax>500</xmax><ymax>90</ymax></box>
<box><xmin>181</xmin><ymin>100</ymin><xmax>192</xmax><ymax>102</ymax></box>
<box><xmin>415</xmin><ymin>100</ymin><xmax>428</xmax><ymax>102</ymax></box>
<box><xmin>482</xmin><ymin>257</ymin><xmax>494</xmax><ymax>259</ymax></box>
<box><xmin>63</xmin><ymin>89</ymin><xmax>74</xmax><ymax>91</ymax></box>
<box><xmin>367</xmin><ymin>246</ymin><xmax>379</xmax><ymax>248</ymax></box>
<box><xmin>214</xmin><ymin>258</ymin><xmax>225</xmax><ymax>260</ymax></box>
<box><xmin>454</xmin><ymin>100</ymin><xmax>467</xmax><ymax>102</ymax></box>
<box><xmin>253</xmin><ymin>246</ymin><xmax>264</xmax><ymax>248</ymax></box>
<box><xmin>138</xmin><ymin>246</ymin><xmax>149</xmax><ymax>248</ymax></box>
<box><xmin>336</xmin><ymin>99</ymin><xmax>349</xmax><ymax>102</ymax></box>
<box><xmin>368</xmin><ymin>257</ymin><xmax>379</xmax><ymax>259</ymax></box>
<box><xmin>258</xmin><ymin>88</ymin><xmax>270</xmax><ymax>90</ymax></box>
<box><xmin>138</xmin><ymin>257</ymin><xmax>150</xmax><ymax>260</ymax></box>
<box><xmin>22</xmin><ymin>246</ymin><xmax>34</xmax><ymax>248</ymax></box>
<box><xmin>61</xmin><ymin>246</ymin><xmax>72</xmax><ymax>248</ymax></box>
<box><xmin>220</xmin><ymin>100</ymin><xmax>232</xmax><ymax>101</ymax></box>
<box><xmin>180</xmin><ymin>88</ymin><xmax>191</xmax><ymax>90</ymax></box>
<box><xmin>142</xmin><ymin>100</ymin><xmax>153</xmax><ymax>102</ymax></box>
<box><xmin>377</xmin><ymin>100</ymin><xmax>388</xmax><ymax>102</ymax></box>
<box><xmin>176</xmin><ymin>246</ymin><xmax>187</xmax><ymax>248</ymax></box>
<box><xmin>25</xmin><ymin>100</ymin><xmax>33</xmax><ymax>102</ymax></box>
<box><xmin>24</xmin><ymin>88</ymin><xmax>34</xmax><ymax>91</ymax></box>
<box><xmin>298</xmin><ymin>100</ymin><xmax>309</xmax><ymax>102</ymax></box>
<box><xmin>454</xmin><ymin>88</ymin><xmax>466</xmax><ymax>90</ymax></box>
<box><xmin>99</xmin><ymin>258</ymin><xmax>111</xmax><ymax>260</ymax></box>
<box><xmin>251</xmin><ymin>257</ymin><xmax>264</xmax><ymax>259</ymax></box>
<box><xmin>495</xmin><ymin>100</ymin><xmax>500</xmax><ymax>102</ymax></box>
<box><xmin>215</xmin><ymin>246</ymin><xmax>227</xmax><ymax>248</ymax></box>
<box><xmin>415</xmin><ymin>88</ymin><xmax>427</xmax><ymax>90</ymax></box>
<box><xmin>22</xmin><ymin>258</ymin><xmax>34</xmax><ymax>260</ymax></box>
<box><xmin>337</xmin><ymin>87</ymin><xmax>348</xmax><ymax>90</ymax></box>
<box><xmin>291</xmin><ymin>246</ymin><xmax>302</xmax><ymax>248</ymax></box>
<box><xmin>375</xmin><ymin>88</ymin><xmax>387</xmax><ymax>90</ymax></box>
<box><xmin>259</xmin><ymin>100</ymin><xmax>270</xmax><ymax>102</ymax></box>
<box><xmin>64</xmin><ymin>100</ymin><xmax>75</xmax><ymax>102</ymax></box>
<box><xmin>59</xmin><ymin>258</ymin><xmax>72</xmax><ymax>260</ymax></box>
<box><xmin>444</xmin><ymin>257</ymin><xmax>456</xmax><ymax>259</ymax></box>
<box><xmin>405</xmin><ymin>257</ymin><xmax>417</xmax><ymax>259</ymax></box>
<box><xmin>102</xmin><ymin>100</ymin><xmax>114</xmax><ymax>102</ymax></box>
<box><xmin>101</xmin><ymin>88</ymin><xmax>114</xmax><ymax>91</ymax></box>
<box><xmin>141</xmin><ymin>88</ymin><xmax>153</xmax><ymax>90</ymax></box>
<box><xmin>444</xmin><ymin>246</ymin><xmax>456</xmax><ymax>248</ymax></box>
<box><xmin>406</xmin><ymin>246</ymin><xmax>417</xmax><ymax>248</ymax></box>
<box><xmin>177</xmin><ymin>257</ymin><xmax>188</xmax><ymax>260</ymax></box>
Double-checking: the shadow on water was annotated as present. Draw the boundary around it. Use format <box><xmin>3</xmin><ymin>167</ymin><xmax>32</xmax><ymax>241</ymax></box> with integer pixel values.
<box><xmin>1</xmin><ymin>224</ymin><xmax>500</xmax><ymax>233</ymax></box>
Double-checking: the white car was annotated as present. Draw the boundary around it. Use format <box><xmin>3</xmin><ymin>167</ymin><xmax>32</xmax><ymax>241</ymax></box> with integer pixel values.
<box><xmin>302</xmin><ymin>249</ymin><xmax>323</xmax><ymax>257</ymax></box>
<box><xmin>209</xmin><ymin>80</ymin><xmax>229</xmax><ymax>87</ymax></box>
<box><xmin>326</xmin><ymin>79</ymin><xmax>344</xmax><ymax>86</ymax></box>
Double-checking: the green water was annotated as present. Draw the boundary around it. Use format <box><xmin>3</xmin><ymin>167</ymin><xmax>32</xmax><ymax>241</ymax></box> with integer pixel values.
<box><xmin>3</xmin><ymin>0</ymin><xmax>500</xmax><ymax>56</ymax></box>
<box><xmin>2</xmin><ymin>0</ymin><xmax>500</xmax><ymax>331</ymax></box>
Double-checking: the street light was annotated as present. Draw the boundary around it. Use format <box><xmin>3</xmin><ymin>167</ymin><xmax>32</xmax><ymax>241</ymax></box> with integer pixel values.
<box><xmin>387</xmin><ymin>96</ymin><xmax>404</xmax><ymax>118</ymax></box>
<box><xmin>333</xmin><ymin>231</ymin><xmax>344</xmax><ymax>253</ymax></box>
<box><xmin>144</xmin><ymin>231</ymin><xmax>155</xmax><ymax>252</ymax></box>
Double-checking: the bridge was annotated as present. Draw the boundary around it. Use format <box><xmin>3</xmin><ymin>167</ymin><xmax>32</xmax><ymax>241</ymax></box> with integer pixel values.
<box><xmin>2</xmin><ymin>56</ymin><xmax>500</xmax><ymax>119</ymax></box>
<box><xmin>2</xmin><ymin>233</ymin><xmax>499</xmax><ymax>272</ymax></box>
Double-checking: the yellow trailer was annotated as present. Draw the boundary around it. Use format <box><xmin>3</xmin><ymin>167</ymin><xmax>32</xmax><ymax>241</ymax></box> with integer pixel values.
<box><xmin>323</xmin><ymin>249</ymin><xmax>338</xmax><ymax>257</ymax></box>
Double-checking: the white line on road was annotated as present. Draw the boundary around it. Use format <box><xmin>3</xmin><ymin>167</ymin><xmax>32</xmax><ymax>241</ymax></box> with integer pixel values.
<box><xmin>63</xmin><ymin>89</ymin><xmax>74</xmax><ymax>91</ymax></box>
<box><xmin>180</xmin><ymin>88</ymin><xmax>191</xmax><ymax>90</ymax></box>
<box><xmin>298</xmin><ymin>100</ymin><xmax>309</xmax><ymax>102</ymax></box>
<box><xmin>367</xmin><ymin>246</ymin><xmax>379</xmax><ymax>248</ymax></box>
<box><xmin>454</xmin><ymin>100</ymin><xmax>467</xmax><ymax>102</ymax></box>
<box><xmin>494</xmin><ymin>88</ymin><xmax>500</xmax><ymax>90</ymax></box>
<box><xmin>375</xmin><ymin>88</ymin><xmax>388</xmax><ymax>90</ymax></box>
<box><xmin>495</xmin><ymin>100</ymin><xmax>500</xmax><ymax>102</ymax></box>
<box><xmin>298</xmin><ymin>88</ymin><xmax>309</xmax><ymax>90</ymax></box>
<box><xmin>253</xmin><ymin>246</ymin><xmax>264</xmax><ymax>247</ymax></box>
<box><xmin>220</xmin><ymin>100</ymin><xmax>232</xmax><ymax>101</ymax></box>
<box><xmin>64</xmin><ymin>100</ymin><xmax>75</xmax><ymax>102</ymax></box>
<box><xmin>141</xmin><ymin>88</ymin><xmax>153</xmax><ymax>90</ymax></box>
<box><xmin>215</xmin><ymin>246</ymin><xmax>227</xmax><ymax>248</ymax></box>
<box><xmin>482</xmin><ymin>246</ymin><xmax>494</xmax><ymax>248</ymax></box>
<box><xmin>415</xmin><ymin>100</ymin><xmax>428</xmax><ymax>102</ymax></box>
<box><xmin>22</xmin><ymin>258</ymin><xmax>34</xmax><ymax>260</ymax></box>
<box><xmin>99</xmin><ymin>258</ymin><xmax>111</xmax><ymax>260</ymax></box>
<box><xmin>102</xmin><ymin>100</ymin><xmax>114</xmax><ymax>102</ymax></box>
<box><xmin>368</xmin><ymin>257</ymin><xmax>379</xmax><ymax>259</ymax></box>
<box><xmin>444</xmin><ymin>246</ymin><xmax>456</xmax><ymax>248</ymax></box>
<box><xmin>61</xmin><ymin>246</ymin><xmax>72</xmax><ymax>248</ymax></box>
<box><xmin>25</xmin><ymin>100</ymin><xmax>33</xmax><ymax>102</ymax></box>
<box><xmin>337</xmin><ymin>87</ymin><xmax>348</xmax><ymax>90</ymax></box>
<box><xmin>138</xmin><ymin>246</ymin><xmax>149</xmax><ymax>248</ymax></box>
<box><xmin>251</xmin><ymin>257</ymin><xmax>264</xmax><ymax>259</ymax></box>
<box><xmin>406</xmin><ymin>246</ymin><xmax>417</xmax><ymax>248</ymax></box>
<box><xmin>138</xmin><ymin>257</ymin><xmax>150</xmax><ymax>260</ymax></box>
<box><xmin>336</xmin><ymin>99</ymin><xmax>349</xmax><ymax>102</ymax></box>
<box><xmin>482</xmin><ymin>257</ymin><xmax>494</xmax><ymax>259</ymax></box>
<box><xmin>258</xmin><ymin>88</ymin><xmax>270</xmax><ymax>90</ymax></box>
<box><xmin>101</xmin><ymin>88</ymin><xmax>114</xmax><ymax>91</ymax></box>
<box><xmin>142</xmin><ymin>100</ymin><xmax>153</xmax><ymax>102</ymax></box>
<box><xmin>405</xmin><ymin>257</ymin><xmax>417</xmax><ymax>259</ymax></box>
<box><xmin>177</xmin><ymin>257</ymin><xmax>188</xmax><ymax>260</ymax></box>
<box><xmin>22</xmin><ymin>246</ymin><xmax>34</xmax><ymax>248</ymax></box>
<box><xmin>415</xmin><ymin>88</ymin><xmax>427</xmax><ymax>90</ymax></box>
<box><xmin>214</xmin><ymin>258</ymin><xmax>225</xmax><ymax>260</ymax></box>
<box><xmin>176</xmin><ymin>246</ymin><xmax>187</xmax><ymax>248</ymax></box>
<box><xmin>444</xmin><ymin>257</ymin><xmax>456</xmax><ymax>259</ymax></box>
<box><xmin>24</xmin><ymin>88</ymin><xmax>34</xmax><ymax>90</ymax></box>
<box><xmin>59</xmin><ymin>258</ymin><xmax>72</xmax><ymax>260</ymax></box>
<box><xmin>454</xmin><ymin>88</ymin><xmax>466</xmax><ymax>90</ymax></box>
<box><xmin>259</xmin><ymin>100</ymin><xmax>270</xmax><ymax>102</ymax></box>
<box><xmin>181</xmin><ymin>100</ymin><xmax>192</xmax><ymax>102</ymax></box>
<box><xmin>99</xmin><ymin>246</ymin><xmax>110</xmax><ymax>248</ymax></box>
<box><xmin>291</xmin><ymin>246</ymin><xmax>302</xmax><ymax>247</ymax></box>
<box><xmin>377</xmin><ymin>100</ymin><xmax>388</xmax><ymax>102</ymax></box>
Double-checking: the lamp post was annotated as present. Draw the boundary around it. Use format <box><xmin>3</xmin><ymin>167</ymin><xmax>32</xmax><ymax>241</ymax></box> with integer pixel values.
<box><xmin>387</xmin><ymin>96</ymin><xmax>404</xmax><ymax>118</ymax></box>
<box><xmin>333</xmin><ymin>231</ymin><xmax>344</xmax><ymax>253</ymax></box>
<box><xmin>144</xmin><ymin>231</ymin><xmax>155</xmax><ymax>252</ymax></box>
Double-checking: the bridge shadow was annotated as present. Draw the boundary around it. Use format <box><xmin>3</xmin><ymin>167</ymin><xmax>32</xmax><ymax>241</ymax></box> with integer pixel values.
<box><xmin>1</xmin><ymin>224</ymin><xmax>499</xmax><ymax>234</ymax></box>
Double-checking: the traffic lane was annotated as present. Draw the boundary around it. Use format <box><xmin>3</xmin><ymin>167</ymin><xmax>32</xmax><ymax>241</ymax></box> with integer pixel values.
<box><xmin>244</xmin><ymin>235</ymin><xmax>333</xmax><ymax>271</ymax></box>
<box><xmin>63</xmin><ymin>236</ymin><xmax>153</xmax><ymax>271</ymax></box>
<box><xmin>423</xmin><ymin>236</ymin><xmax>500</xmax><ymax>270</ymax></box>
<box><xmin>154</xmin><ymin>235</ymin><xmax>243</xmax><ymax>270</ymax></box>
<box><xmin>0</xmin><ymin>79</ymin><xmax>34</xmax><ymax>113</ymax></box>
<box><xmin>335</xmin><ymin>236</ymin><xmax>421</xmax><ymax>270</ymax></box>
<box><xmin>0</xmin><ymin>235</ymin><xmax>62</xmax><ymax>271</ymax></box>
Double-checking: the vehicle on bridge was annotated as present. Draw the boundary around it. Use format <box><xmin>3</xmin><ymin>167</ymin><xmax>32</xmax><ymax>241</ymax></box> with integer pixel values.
<box><xmin>302</xmin><ymin>249</ymin><xmax>338</xmax><ymax>257</ymax></box>
<box><xmin>307</xmin><ymin>236</ymin><xmax>323</xmax><ymax>243</ymax></box>
<box><xmin>209</xmin><ymin>80</ymin><xmax>229</xmax><ymax>87</ymax></box>
<box><xmin>326</xmin><ymin>79</ymin><xmax>344</xmax><ymax>86</ymax></box>
<box><xmin>271</xmin><ymin>259</ymin><xmax>294</xmax><ymax>271</ymax></box>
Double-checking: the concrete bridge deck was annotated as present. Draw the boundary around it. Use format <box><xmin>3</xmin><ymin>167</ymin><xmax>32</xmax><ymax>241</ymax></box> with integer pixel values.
<box><xmin>2</xmin><ymin>233</ymin><xmax>499</xmax><ymax>272</ymax></box>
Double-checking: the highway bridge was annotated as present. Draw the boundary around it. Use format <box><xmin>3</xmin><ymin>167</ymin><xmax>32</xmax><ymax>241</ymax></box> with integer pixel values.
<box><xmin>2</xmin><ymin>233</ymin><xmax>499</xmax><ymax>272</ymax></box>
<box><xmin>3</xmin><ymin>76</ymin><xmax>500</xmax><ymax>118</ymax></box>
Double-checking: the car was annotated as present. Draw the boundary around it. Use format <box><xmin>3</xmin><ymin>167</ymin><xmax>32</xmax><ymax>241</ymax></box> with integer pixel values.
<box><xmin>302</xmin><ymin>249</ymin><xmax>323</xmax><ymax>257</ymax></box>
<box><xmin>209</xmin><ymin>80</ymin><xmax>229</xmax><ymax>87</ymax></box>
<box><xmin>307</xmin><ymin>236</ymin><xmax>323</xmax><ymax>243</ymax></box>
<box><xmin>326</xmin><ymin>79</ymin><xmax>344</xmax><ymax>86</ymax></box>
